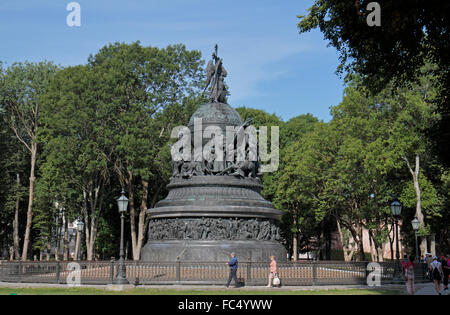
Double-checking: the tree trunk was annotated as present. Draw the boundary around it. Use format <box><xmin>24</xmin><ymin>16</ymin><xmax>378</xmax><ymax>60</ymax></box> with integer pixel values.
<box><xmin>74</xmin><ymin>230</ymin><xmax>80</xmax><ymax>261</ymax></box>
<box><xmin>83</xmin><ymin>182</ymin><xmax>103</xmax><ymax>261</ymax></box>
<box><xmin>403</xmin><ymin>155</ymin><xmax>427</xmax><ymax>257</ymax></box>
<box><xmin>126</xmin><ymin>170</ymin><xmax>138</xmax><ymax>260</ymax></box>
<box><xmin>430</xmin><ymin>233</ymin><xmax>436</xmax><ymax>256</ymax></box>
<box><xmin>9</xmin><ymin>247</ymin><xmax>14</xmax><ymax>261</ymax></box>
<box><xmin>388</xmin><ymin>224</ymin><xmax>394</xmax><ymax>261</ymax></box>
<box><xmin>292</xmin><ymin>210</ymin><xmax>298</xmax><ymax>261</ymax></box>
<box><xmin>86</xmin><ymin>241</ymin><xmax>95</xmax><ymax>261</ymax></box>
<box><xmin>378</xmin><ymin>243</ymin><xmax>386</xmax><ymax>262</ymax></box>
<box><xmin>82</xmin><ymin>189</ymin><xmax>90</xmax><ymax>260</ymax></box>
<box><xmin>13</xmin><ymin>172</ymin><xmax>21</xmax><ymax>260</ymax></box>
<box><xmin>292</xmin><ymin>232</ymin><xmax>298</xmax><ymax>261</ymax></box>
<box><xmin>368</xmin><ymin>230</ymin><xmax>376</xmax><ymax>262</ymax></box>
<box><xmin>336</xmin><ymin>218</ymin><xmax>355</xmax><ymax>262</ymax></box>
<box><xmin>21</xmin><ymin>142</ymin><xmax>37</xmax><ymax>261</ymax></box>
<box><xmin>357</xmin><ymin>225</ymin><xmax>365</xmax><ymax>261</ymax></box>
<box><xmin>63</xmin><ymin>216</ymin><xmax>69</xmax><ymax>261</ymax></box>
<box><xmin>134</xmin><ymin>179</ymin><xmax>150</xmax><ymax>260</ymax></box>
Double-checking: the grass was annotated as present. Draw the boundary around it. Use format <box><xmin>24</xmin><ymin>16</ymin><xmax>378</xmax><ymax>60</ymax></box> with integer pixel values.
<box><xmin>0</xmin><ymin>287</ymin><xmax>401</xmax><ymax>295</ymax></box>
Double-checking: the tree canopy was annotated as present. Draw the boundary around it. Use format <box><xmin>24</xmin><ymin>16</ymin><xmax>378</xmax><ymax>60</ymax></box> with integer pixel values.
<box><xmin>298</xmin><ymin>0</ymin><xmax>450</xmax><ymax>166</ymax></box>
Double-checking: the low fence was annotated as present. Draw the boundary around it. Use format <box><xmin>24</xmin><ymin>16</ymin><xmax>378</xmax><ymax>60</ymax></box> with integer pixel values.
<box><xmin>0</xmin><ymin>260</ymin><xmax>428</xmax><ymax>286</ymax></box>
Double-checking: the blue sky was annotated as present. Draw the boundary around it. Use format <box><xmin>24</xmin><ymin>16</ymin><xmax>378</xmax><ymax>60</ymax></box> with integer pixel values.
<box><xmin>0</xmin><ymin>0</ymin><xmax>345</xmax><ymax>122</ymax></box>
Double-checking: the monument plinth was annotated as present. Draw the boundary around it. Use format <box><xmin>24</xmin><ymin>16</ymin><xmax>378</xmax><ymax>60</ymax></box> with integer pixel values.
<box><xmin>141</xmin><ymin>46</ymin><xmax>286</xmax><ymax>262</ymax></box>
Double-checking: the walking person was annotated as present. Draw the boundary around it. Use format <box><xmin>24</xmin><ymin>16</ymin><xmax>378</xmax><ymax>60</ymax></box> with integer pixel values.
<box><xmin>443</xmin><ymin>254</ymin><xmax>449</xmax><ymax>295</ymax></box>
<box><xmin>430</xmin><ymin>256</ymin><xmax>444</xmax><ymax>295</ymax></box>
<box><xmin>424</xmin><ymin>253</ymin><xmax>432</xmax><ymax>280</ymax></box>
<box><xmin>267</xmin><ymin>256</ymin><xmax>277</xmax><ymax>288</ymax></box>
<box><xmin>401</xmin><ymin>254</ymin><xmax>408</xmax><ymax>274</ymax></box>
<box><xmin>403</xmin><ymin>255</ymin><xmax>416</xmax><ymax>295</ymax></box>
<box><xmin>225</xmin><ymin>252</ymin><xmax>239</xmax><ymax>288</ymax></box>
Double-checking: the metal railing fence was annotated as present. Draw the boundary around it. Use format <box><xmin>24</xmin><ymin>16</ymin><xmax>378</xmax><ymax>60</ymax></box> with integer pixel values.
<box><xmin>0</xmin><ymin>260</ymin><xmax>428</xmax><ymax>286</ymax></box>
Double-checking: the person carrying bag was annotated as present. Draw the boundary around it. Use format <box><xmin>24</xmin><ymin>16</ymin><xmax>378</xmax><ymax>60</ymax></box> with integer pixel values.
<box><xmin>430</xmin><ymin>256</ymin><xmax>444</xmax><ymax>295</ymax></box>
<box><xmin>267</xmin><ymin>256</ymin><xmax>280</xmax><ymax>287</ymax></box>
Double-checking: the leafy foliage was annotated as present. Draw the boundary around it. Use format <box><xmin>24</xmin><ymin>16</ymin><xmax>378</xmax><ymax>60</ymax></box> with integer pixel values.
<box><xmin>298</xmin><ymin>0</ymin><xmax>450</xmax><ymax>166</ymax></box>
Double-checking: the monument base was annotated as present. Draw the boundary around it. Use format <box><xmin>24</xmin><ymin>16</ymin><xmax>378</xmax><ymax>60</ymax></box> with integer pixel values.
<box><xmin>141</xmin><ymin>240</ymin><xmax>287</xmax><ymax>262</ymax></box>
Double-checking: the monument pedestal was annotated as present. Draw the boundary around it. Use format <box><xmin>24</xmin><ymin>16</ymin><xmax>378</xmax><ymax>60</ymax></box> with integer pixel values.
<box><xmin>141</xmin><ymin>101</ymin><xmax>287</xmax><ymax>263</ymax></box>
<box><xmin>141</xmin><ymin>240</ymin><xmax>286</xmax><ymax>262</ymax></box>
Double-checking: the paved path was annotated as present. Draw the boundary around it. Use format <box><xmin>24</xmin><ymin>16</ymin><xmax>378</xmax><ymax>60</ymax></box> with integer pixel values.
<box><xmin>415</xmin><ymin>282</ymin><xmax>449</xmax><ymax>295</ymax></box>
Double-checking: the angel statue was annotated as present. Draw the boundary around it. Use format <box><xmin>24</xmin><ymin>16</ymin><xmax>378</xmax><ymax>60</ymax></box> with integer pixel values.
<box><xmin>204</xmin><ymin>44</ymin><xmax>228</xmax><ymax>103</ymax></box>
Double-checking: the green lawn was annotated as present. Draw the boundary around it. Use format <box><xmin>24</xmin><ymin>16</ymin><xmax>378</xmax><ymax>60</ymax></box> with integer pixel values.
<box><xmin>0</xmin><ymin>287</ymin><xmax>401</xmax><ymax>295</ymax></box>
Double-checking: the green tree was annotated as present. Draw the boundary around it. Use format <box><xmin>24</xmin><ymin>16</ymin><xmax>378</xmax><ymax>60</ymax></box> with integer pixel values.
<box><xmin>0</xmin><ymin>61</ymin><xmax>58</xmax><ymax>260</ymax></box>
<box><xmin>281</xmin><ymin>113</ymin><xmax>319</xmax><ymax>147</ymax></box>
<box><xmin>40</xmin><ymin>64</ymin><xmax>115</xmax><ymax>261</ymax></box>
<box><xmin>235</xmin><ymin>107</ymin><xmax>322</xmax><ymax>260</ymax></box>
<box><xmin>0</xmin><ymin>100</ymin><xmax>29</xmax><ymax>260</ymax></box>
<box><xmin>276</xmin><ymin>77</ymin><xmax>444</xmax><ymax>261</ymax></box>
<box><xmin>39</xmin><ymin>42</ymin><xmax>206</xmax><ymax>261</ymax></box>
<box><xmin>298</xmin><ymin>0</ymin><xmax>450</xmax><ymax>168</ymax></box>
<box><xmin>88</xmin><ymin>42</ymin><xmax>205</xmax><ymax>260</ymax></box>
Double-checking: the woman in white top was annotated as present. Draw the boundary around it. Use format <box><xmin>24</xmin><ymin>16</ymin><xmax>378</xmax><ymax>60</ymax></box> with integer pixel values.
<box><xmin>430</xmin><ymin>256</ymin><xmax>444</xmax><ymax>295</ymax></box>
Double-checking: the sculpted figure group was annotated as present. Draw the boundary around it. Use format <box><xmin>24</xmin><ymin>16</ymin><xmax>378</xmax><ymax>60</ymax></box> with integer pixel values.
<box><xmin>148</xmin><ymin>218</ymin><xmax>281</xmax><ymax>242</ymax></box>
<box><xmin>170</xmin><ymin>45</ymin><xmax>263</xmax><ymax>180</ymax></box>
<box><xmin>171</xmin><ymin>119</ymin><xmax>262</xmax><ymax>180</ymax></box>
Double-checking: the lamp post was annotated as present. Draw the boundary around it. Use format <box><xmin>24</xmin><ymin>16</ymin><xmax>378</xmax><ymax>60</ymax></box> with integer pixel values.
<box><xmin>113</xmin><ymin>189</ymin><xmax>129</xmax><ymax>285</ymax></box>
<box><xmin>390</xmin><ymin>200</ymin><xmax>402</xmax><ymax>260</ymax></box>
<box><xmin>390</xmin><ymin>199</ymin><xmax>402</xmax><ymax>281</ymax></box>
<box><xmin>411</xmin><ymin>217</ymin><xmax>420</xmax><ymax>263</ymax></box>
<box><xmin>76</xmin><ymin>219</ymin><xmax>84</xmax><ymax>261</ymax></box>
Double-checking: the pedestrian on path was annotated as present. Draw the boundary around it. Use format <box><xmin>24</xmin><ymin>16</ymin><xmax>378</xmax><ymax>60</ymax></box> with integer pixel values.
<box><xmin>424</xmin><ymin>253</ymin><xmax>432</xmax><ymax>280</ymax></box>
<box><xmin>403</xmin><ymin>255</ymin><xmax>415</xmax><ymax>295</ymax></box>
<box><xmin>443</xmin><ymin>254</ymin><xmax>449</xmax><ymax>295</ymax></box>
<box><xmin>430</xmin><ymin>256</ymin><xmax>444</xmax><ymax>295</ymax></box>
<box><xmin>267</xmin><ymin>256</ymin><xmax>278</xmax><ymax>288</ymax></box>
<box><xmin>225</xmin><ymin>252</ymin><xmax>239</xmax><ymax>288</ymax></box>
<box><xmin>401</xmin><ymin>254</ymin><xmax>408</xmax><ymax>274</ymax></box>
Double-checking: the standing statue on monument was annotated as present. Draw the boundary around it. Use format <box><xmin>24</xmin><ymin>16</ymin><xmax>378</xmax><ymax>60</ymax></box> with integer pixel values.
<box><xmin>205</xmin><ymin>44</ymin><xmax>228</xmax><ymax>103</ymax></box>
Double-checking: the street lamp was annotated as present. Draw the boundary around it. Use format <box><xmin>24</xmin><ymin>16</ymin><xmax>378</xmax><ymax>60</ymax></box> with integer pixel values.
<box><xmin>390</xmin><ymin>200</ymin><xmax>402</xmax><ymax>260</ymax></box>
<box><xmin>411</xmin><ymin>217</ymin><xmax>420</xmax><ymax>262</ymax></box>
<box><xmin>76</xmin><ymin>219</ymin><xmax>84</xmax><ymax>261</ymax></box>
<box><xmin>113</xmin><ymin>189</ymin><xmax>129</xmax><ymax>285</ymax></box>
<box><xmin>76</xmin><ymin>220</ymin><xmax>84</xmax><ymax>233</ymax></box>
<box><xmin>390</xmin><ymin>199</ymin><xmax>402</xmax><ymax>281</ymax></box>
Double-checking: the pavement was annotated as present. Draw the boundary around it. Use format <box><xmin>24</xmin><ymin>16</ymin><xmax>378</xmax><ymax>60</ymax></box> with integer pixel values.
<box><xmin>415</xmin><ymin>282</ymin><xmax>450</xmax><ymax>295</ymax></box>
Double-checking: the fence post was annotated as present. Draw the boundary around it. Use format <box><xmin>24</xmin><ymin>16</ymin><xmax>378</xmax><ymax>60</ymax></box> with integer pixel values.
<box><xmin>365</xmin><ymin>262</ymin><xmax>370</xmax><ymax>283</ymax></box>
<box><xmin>246</xmin><ymin>257</ymin><xmax>252</xmax><ymax>286</ymax></box>
<box><xmin>134</xmin><ymin>261</ymin><xmax>139</xmax><ymax>286</ymax></box>
<box><xmin>56</xmin><ymin>261</ymin><xmax>61</xmax><ymax>284</ymax></box>
<box><xmin>312</xmin><ymin>262</ymin><xmax>317</xmax><ymax>286</ymax></box>
<box><xmin>110</xmin><ymin>257</ymin><xmax>115</xmax><ymax>284</ymax></box>
<box><xmin>176</xmin><ymin>258</ymin><xmax>181</xmax><ymax>283</ymax></box>
<box><xmin>18</xmin><ymin>259</ymin><xmax>22</xmax><ymax>283</ymax></box>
